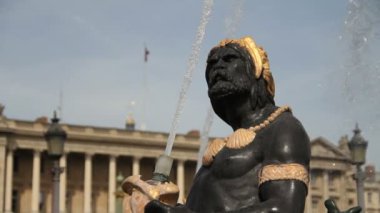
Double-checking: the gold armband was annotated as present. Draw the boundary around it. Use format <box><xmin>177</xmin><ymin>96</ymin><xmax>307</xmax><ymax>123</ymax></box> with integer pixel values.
<box><xmin>258</xmin><ymin>163</ymin><xmax>309</xmax><ymax>186</ymax></box>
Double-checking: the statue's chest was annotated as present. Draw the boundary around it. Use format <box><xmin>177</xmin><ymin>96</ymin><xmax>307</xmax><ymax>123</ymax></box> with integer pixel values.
<box><xmin>186</xmin><ymin>137</ymin><xmax>266</xmax><ymax>211</ymax></box>
<box><xmin>210</xmin><ymin>139</ymin><xmax>263</xmax><ymax>179</ymax></box>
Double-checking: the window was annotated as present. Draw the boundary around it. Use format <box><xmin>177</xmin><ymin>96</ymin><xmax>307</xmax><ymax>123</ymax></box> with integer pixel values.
<box><xmin>312</xmin><ymin>197</ymin><xmax>320</xmax><ymax>213</ymax></box>
<box><xmin>328</xmin><ymin>171</ymin><xmax>340</xmax><ymax>190</ymax></box>
<box><xmin>368</xmin><ymin>192</ymin><xmax>372</xmax><ymax>203</ymax></box>
<box><xmin>66</xmin><ymin>191</ymin><xmax>72</xmax><ymax>213</ymax></box>
<box><xmin>13</xmin><ymin>155</ymin><xmax>19</xmax><ymax>173</ymax></box>
<box><xmin>328</xmin><ymin>173</ymin><xmax>334</xmax><ymax>187</ymax></box>
<box><xmin>310</xmin><ymin>170</ymin><xmax>318</xmax><ymax>186</ymax></box>
<box><xmin>40</xmin><ymin>157</ymin><xmax>45</xmax><ymax>174</ymax></box>
<box><xmin>12</xmin><ymin>190</ymin><xmax>18</xmax><ymax>212</ymax></box>
<box><xmin>39</xmin><ymin>191</ymin><xmax>46</xmax><ymax>211</ymax></box>
<box><xmin>348</xmin><ymin>198</ymin><xmax>354</xmax><ymax>206</ymax></box>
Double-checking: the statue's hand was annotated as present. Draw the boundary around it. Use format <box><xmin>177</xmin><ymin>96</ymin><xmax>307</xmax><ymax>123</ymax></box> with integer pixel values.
<box><xmin>122</xmin><ymin>175</ymin><xmax>179</xmax><ymax>213</ymax></box>
<box><xmin>325</xmin><ymin>199</ymin><xmax>362</xmax><ymax>213</ymax></box>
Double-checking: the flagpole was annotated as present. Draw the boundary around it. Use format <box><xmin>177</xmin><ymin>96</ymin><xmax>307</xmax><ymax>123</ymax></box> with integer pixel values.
<box><xmin>142</xmin><ymin>44</ymin><xmax>149</xmax><ymax>130</ymax></box>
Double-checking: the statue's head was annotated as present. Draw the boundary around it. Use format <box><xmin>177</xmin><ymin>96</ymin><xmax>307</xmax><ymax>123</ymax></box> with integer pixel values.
<box><xmin>205</xmin><ymin>36</ymin><xmax>275</xmax><ymax>113</ymax></box>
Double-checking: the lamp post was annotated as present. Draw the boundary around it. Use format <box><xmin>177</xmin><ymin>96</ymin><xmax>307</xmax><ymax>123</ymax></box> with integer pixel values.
<box><xmin>348</xmin><ymin>123</ymin><xmax>368</xmax><ymax>212</ymax></box>
<box><xmin>44</xmin><ymin>112</ymin><xmax>66</xmax><ymax>213</ymax></box>
<box><xmin>115</xmin><ymin>172</ymin><xmax>125</xmax><ymax>213</ymax></box>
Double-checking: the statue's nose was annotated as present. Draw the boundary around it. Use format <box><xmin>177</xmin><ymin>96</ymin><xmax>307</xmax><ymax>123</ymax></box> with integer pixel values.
<box><xmin>213</xmin><ymin>58</ymin><xmax>227</xmax><ymax>70</ymax></box>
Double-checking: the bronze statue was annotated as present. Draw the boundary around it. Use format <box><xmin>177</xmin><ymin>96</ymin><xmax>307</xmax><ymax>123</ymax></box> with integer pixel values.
<box><xmin>145</xmin><ymin>36</ymin><xmax>309</xmax><ymax>212</ymax></box>
<box><xmin>126</xmin><ymin>36</ymin><xmax>361</xmax><ymax>213</ymax></box>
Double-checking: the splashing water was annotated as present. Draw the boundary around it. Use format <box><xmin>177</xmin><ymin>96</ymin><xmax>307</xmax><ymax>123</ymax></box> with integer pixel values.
<box><xmin>196</xmin><ymin>106</ymin><xmax>214</xmax><ymax>172</ymax></box>
<box><xmin>224</xmin><ymin>0</ymin><xmax>245</xmax><ymax>37</ymax></box>
<box><xmin>340</xmin><ymin>0</ymin><xmax>380</xmax><ymax>125</ymax></box>
<box><xmin>343</xmin><ymin>0</ymin><xmax>380</xmax><ymax>113</ymax></box>
<box><xmin>165</xmin><ymin>0</ymin><xmax>214</xmax><ymax>156</ymax></box>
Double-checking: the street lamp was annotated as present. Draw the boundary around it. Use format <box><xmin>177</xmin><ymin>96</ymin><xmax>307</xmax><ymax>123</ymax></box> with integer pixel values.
<box><xmin>348</xmin><ymin>123</ymin><xmax>368</xmax><ymax>212</ymax></box>
<box><xmin>115</xmin><ymin>172</ymin><xmax>125</xmax><ymax>213</ymax></box>
<box><xmin>44</xmin><ymin>111</ymin><xmax>66</xmax><ymax>213</ymax></box>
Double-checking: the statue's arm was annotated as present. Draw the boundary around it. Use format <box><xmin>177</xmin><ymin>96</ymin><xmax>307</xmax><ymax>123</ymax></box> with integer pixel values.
<box><xmin>229</xmin><ymin>115</ymin><xmax>311</xmax><ymax>213</ymax></box>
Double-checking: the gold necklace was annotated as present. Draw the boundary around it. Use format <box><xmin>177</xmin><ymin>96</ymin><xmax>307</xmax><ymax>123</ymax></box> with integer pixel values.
<box><xmin>202</xmin><ymin>106</ymin><xmax>291</xmax><ymax>166</ymax></box>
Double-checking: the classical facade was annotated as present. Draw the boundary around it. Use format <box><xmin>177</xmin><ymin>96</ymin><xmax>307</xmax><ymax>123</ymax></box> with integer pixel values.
<box><xmin>307</xmin><ymin>136</ymin><xmax>380</xmax><ymax>213</ymax></box>
<box><xmin>0</xmin><ymin>110</ymin><xmax>379</xmax><ymax>213</ymax></box>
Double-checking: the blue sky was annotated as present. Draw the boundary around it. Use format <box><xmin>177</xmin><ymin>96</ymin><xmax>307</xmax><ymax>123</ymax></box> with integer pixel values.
<box><xmin>1</xmin><ymin>1</ymin><xmax>379</xmax><ymax>168</ymax></box>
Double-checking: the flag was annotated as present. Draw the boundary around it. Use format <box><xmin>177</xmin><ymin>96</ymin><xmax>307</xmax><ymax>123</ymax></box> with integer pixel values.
<box><xmin>144</xmin><ymin>46</ymin><xmax>150</xmax><ymax>63</ymax></box>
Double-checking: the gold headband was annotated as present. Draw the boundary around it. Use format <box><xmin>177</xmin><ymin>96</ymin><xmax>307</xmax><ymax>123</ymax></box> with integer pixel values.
<box><xmin>215</xmin><ymin>36</ymin><xmax>275</xmax><ymax>97</ymax></box>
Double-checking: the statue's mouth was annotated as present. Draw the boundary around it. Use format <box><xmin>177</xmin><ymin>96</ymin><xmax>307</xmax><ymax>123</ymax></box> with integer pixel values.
<box><xmin>208</xmin><ymin>71</ymin><xmax>236</xmax><ymax>100</ymax></box>
<box><xmin>210</xmin><ymin>70</ymin><xmax>228</xmax><ymax>87</ymax></box>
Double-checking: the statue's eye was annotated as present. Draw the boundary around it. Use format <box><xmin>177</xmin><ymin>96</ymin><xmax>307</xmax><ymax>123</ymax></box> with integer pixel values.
<box><xmin>223</xmin><ymin>54</ymin><xmax>238</xmax><ymax>62</ymax></box>
<box><xmin>207</xmin><ymin>58</ymin><xmax>218</xmax><ymax>65</ymax></box>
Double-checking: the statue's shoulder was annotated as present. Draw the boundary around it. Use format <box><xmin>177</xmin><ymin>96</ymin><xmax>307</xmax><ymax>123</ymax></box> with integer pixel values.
<box><xmin>265</xmin><ymin>111</ymin><xmax>310</xmax><ymax>164</ymax></box>
<box><xmin>271</xmin><ymin>111</ymin><xmax>308</xmax><ymax>138</ymax></box>
<box><xmin>274</xmin><ymin>110</ymin><xmax>303</xmax><ymax>127</ymax></box>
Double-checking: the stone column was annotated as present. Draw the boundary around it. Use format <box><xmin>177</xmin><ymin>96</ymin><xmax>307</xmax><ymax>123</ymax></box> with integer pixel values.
<box><xmin>176</xmin><ymin>160</ymin><xmax>185</xmax><ymax>204</ymax></box>
<box><xmin>323</xmin><ymin>170</ymin><xmax>329</xmax><ymax>202</ymax></box>
<box><xmin>59</xmin><ymin>153</ymin><xmax>67</xmax><ymax>213</ymax></box>
<box><xmin>4</xmin><ymin>147</ymin><xmax>14</xmax><ymax>213</ymax></box>
<box><xmin>305</xmin><ymin>191</ymin><xmax>312</xmax><ymax>213</ymax></box>
<box><xmin>108</xmin><ymin>155</ymin><xmax>117</xmax><ymax>213</ymax></box>
<box><xmin>132</xmin><ymin>156</ymin><xmax>140</xmax><ymax>175</ymax></box>
<box><xmin>338</xmin><ymin>171</ymin><xmax>345</xmax><ymax>209</ymax></box>
<box><xmin>0</xmin><ymin>141</ymin><xmax>7</xmax><ymax>212</ymax></box>
<box><xmin>31</xmin><ymin>150</ymin><xmax>41</xmax><ymax>213</ymax></box>
<box><xmin>84</xmin><ymin>153</ymin><xmax>93</xmax><ymax>213</ymax></box>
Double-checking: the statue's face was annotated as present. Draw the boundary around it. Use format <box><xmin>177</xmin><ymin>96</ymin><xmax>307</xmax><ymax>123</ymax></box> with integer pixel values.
<box><xmin>206</xmin><ymin>46</ymin><xmax>252</xmax><ymax>101</ymax></box>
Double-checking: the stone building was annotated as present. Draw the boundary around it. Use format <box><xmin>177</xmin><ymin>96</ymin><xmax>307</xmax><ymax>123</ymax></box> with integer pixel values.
<box><xmin>306</xmin><ymin>136</ymin><xmax>380</xmax><ymax>213</ymax></box>
<box><xmin>0</xmin><ymin>109</ymin><xmax>379</xmax><ymax>213</ymax></box>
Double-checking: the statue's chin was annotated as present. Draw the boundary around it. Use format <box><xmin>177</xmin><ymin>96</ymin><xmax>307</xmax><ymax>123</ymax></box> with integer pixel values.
<box><xmin>208</xmin><ymin>82</ymin><xmax>243</xmax><ymax>101</ymax></box>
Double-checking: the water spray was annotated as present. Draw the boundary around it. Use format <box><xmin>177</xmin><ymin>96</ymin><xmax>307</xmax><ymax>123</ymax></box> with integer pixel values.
<box><xmin>339</xmin><ymin>0</ymin><xmax>380</xmax><ymax>128</ymax></box>
<box><xmin>224</xmin><ymin>0</ymin><xmax>245</xmax><ymax>37</ymax></box>
<box><xmin>196</xmin><ymin>106</ymin><xmax>214</xmax><ymax>172</ymax></box>
<box><xmin>152</xmin><ymin>0</ymin><xmax>214</xmax><ymax>182</ymax></box>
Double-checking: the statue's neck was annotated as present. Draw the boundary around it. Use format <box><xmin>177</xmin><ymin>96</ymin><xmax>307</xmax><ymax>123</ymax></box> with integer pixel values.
<box><xmin>212</xmin><ymin>95</ymin><xmax>276</xmax><ymax>130</ymax></box>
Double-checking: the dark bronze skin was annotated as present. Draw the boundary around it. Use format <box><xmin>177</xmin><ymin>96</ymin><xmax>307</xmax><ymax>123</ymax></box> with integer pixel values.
<box><xmin>146</xmin><ymin>44</ymin><xmax>309</xmax><ymax>213</ymax></box>
<box><xmin>145</xmin><ymin>44</ymin><xmax>360</xmax><ymax>213</ymax></box>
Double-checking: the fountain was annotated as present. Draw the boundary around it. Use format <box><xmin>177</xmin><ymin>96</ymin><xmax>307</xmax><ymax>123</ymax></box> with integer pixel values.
<box><xmin>165</xmin><ymin>0</ymin><xmax>214</xmax><ymax>157</ymax></box>
<box><xmin>122</xmin><ymin>1</ymin><xmax>371</xmax><ymax>212</ymax></box>
<box><xmin>122</xmin><ymin>1</ymin><xmax>214</xmax><ymax>212</ymax></box>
